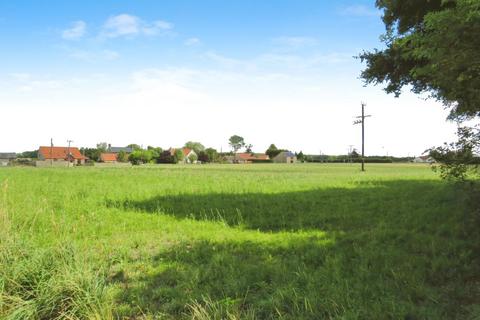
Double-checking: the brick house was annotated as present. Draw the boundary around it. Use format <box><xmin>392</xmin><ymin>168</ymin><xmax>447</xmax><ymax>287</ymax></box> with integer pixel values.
<box><xmin>38</xmin><ymin>146</ymin><xmax>88</xmax><ymax>165</ymax></box>
<box><xmin>234</xmin><ymin>153</ymin><xmax>270</xmax><ymax>164</ymax></box>
<box><xmin>100</xmin><ymin>153</ymin><xmax>118</xmax><ymax>163</ymax></box>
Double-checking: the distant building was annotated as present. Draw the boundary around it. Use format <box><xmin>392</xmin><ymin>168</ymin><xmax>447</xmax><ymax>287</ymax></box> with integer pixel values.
<box><xmin>413</xmin><ymin>155</ymin><xmax>435</xmax><ymax>163</ymax></box>
<box><xmin>182</xmin><ymin>148</ymin><xmax>197</xmax><ymax>163</ymax></box>
<box><xmin>234</xmin><ymin>153</ymin><xmax>270</xmax><ymax>164</ymax></box>
<box><xmin>0</xmin><ymin>153</ymin><xmax>16</xmax><ymax>166</ymax></box>
<box><xmin>100</xmin><ymin>153</ymin><xmax>118</xmax><ymax>163</ymax></box>
<box><xmin>273</xmin><ymin>151</ymin><xmax>297</xmax><ymax>164</ymax></box>
<box><xmin>108</xmin><ymin>146</ymin><xmax>134</xmax><ymax>154</ymax></box>
<box><xmin>37</xmin><ymin>146</ymin><xmax>88</xmax><ymax>165</ymax></box>
<box><xmin>168</xmin><ymin>147</ymin><xmax>198</xmax><ymax>163</ymax></box>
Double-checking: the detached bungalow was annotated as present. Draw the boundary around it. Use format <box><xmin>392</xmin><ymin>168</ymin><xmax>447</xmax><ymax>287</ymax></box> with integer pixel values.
<box><xmin>273</xmin><ymin>151</ymin><xmax>297</xmax><ymax>164</ymax></box>
<box><xmin>38</xmin><ymin>146</ymin><xmax>88</xmax><ymax>165</ymax></box>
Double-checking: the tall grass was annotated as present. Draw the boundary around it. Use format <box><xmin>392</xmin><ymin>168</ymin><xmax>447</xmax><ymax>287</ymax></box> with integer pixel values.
<box><xmin>0</xmin><ymin>179</ymin><xmax>113</xmax><ymax>320</ymax></box>
<box><xmin>0</xmin><ymin>164</ymin><xmax>479</xmax><ymax>319</ymax></box>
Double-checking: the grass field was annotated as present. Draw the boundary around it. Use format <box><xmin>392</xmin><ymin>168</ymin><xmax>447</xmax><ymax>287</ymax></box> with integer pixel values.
<box><xmin>1</xmin><ymin>164</ymin><xmax>479</xmax><ymax>319</ymax></box>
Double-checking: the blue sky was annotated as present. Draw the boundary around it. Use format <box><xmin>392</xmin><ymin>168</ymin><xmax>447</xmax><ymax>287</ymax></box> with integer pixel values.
<box><xmin>0</xmin><ymin>1</ymin><xmax>457</xmax><ymax>155</ymax></box>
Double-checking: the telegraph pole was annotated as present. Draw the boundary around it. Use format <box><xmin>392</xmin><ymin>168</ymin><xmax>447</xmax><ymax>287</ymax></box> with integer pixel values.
<box><xmin>50</xmin><ymin>138</ymin><xmax>54</xmax><ymax>165</ymax></box>
<box><xmin>348</xmin><ymin>145</ymin><xmax>354</xmax><ymax>163</ymax></box>
<box><xmin>353</xmin><ymin>102</ymin><xmax>371</xmax><ymax>172</ymax></box>
<box><xmin>67</xmin><ymin>139</ymin><xmax>73</xmax><ymax>165</ymax></box>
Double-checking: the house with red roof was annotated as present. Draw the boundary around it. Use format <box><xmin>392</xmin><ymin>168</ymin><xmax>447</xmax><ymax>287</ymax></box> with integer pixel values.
<box><xmin>168</xmin><ymin>147</ymin><xmax>198</xmax><ymax>163</ymax></box>
<box><xmin>182</xmin><ymin>148</ymin><xmax>196</xmax><ymax>161</ymax></box>
<box><xmin>234</xmin><ymin>153</ymin><xmax>270</xmax><ymax>164</ymax></box>
<box><xmin>100</xmin><ymin>153</ymin><xmax>118</xmax><ymax>163</ymax></box>
<box><xmin>38</xmin><ymin>146</ymin><xmax>88</xmax><ymax>165</ymax></box>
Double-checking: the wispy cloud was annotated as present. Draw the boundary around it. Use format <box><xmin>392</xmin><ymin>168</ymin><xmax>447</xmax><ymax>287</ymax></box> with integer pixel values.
<box><xmin>100</xmin><ymin>14</ymin><xmax>173</xmax><ymax>38</ymax></box>
<box><xmin>9</xmin><ymin>73</ymin><xmax>31</xmax><ymax>81</ymax></box>
<box><xmin>184</xmin><ymin>37</ymin><xmax>201</xmax><ymax>46</ymax></box>
<box><xmin>204</xmin><ymin>51</ymin><xmax>248</xmax><ymax>68</ymax></box>
<box><xmin>272</xmin><ymin>36</ymin><xmax>318</xmax><ymax>48</ymax></box>
<box><xmin>203</xmin><ymin>49</ymin><xmax>354</xmax><ymax>73</ymax></box>
<box><xmin>62</xmin><ymin>20</ymin><xmax>87</xmax><ymax>40</ymax></box>
<box><xmin>67</xmin><ymin>49</ymin><xmax>120</xmax><ymax>62</ymax></box>
<box><xmin>340</xmin><ymin>5</ymin><xmax>381</xmax><ymax>17</ymax></box>
<box><xmin>9</xmin><ymin>73</ymin><xmax>63</xmax><ymax>92</ymax></box>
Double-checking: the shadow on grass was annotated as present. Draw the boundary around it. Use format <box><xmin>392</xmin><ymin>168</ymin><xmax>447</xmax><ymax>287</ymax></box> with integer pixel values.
<box><xmin>109</xmin><ymin>180</ymin><xmax>480</xmax><ymax>318</ymax></box>
<box><xmin>107</xmin><ymin>180</ymin><xmax>458</xmax><ymax>232</ymax></box>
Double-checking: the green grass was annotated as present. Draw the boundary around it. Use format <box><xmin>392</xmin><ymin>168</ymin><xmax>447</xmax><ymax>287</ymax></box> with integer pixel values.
<box><xmin>0</xmin><ymin>164</ymin><xmax>479</xmax><ymax>319</ymax></box>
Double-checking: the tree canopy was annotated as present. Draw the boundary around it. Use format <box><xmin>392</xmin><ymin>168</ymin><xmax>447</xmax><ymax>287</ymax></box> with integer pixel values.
<box><xmin>175</xmin><ymin>149</ymin><xmax>184</xmax><ymax>162</ymax></box>
<box><xmin>429</xmin><ymin>125</ymin><xmax>480</xmax><ymax>180</ymax></box>
<box><xmin>229</xmin><ymin>135</ymin><xmax>245</xmax><ymax>153</ymax></box>
<box><xmin>128</xmin><ymin>150</ymin><xmax>152</xmax><ymax>165</ymax></box>
<box><xmin>360</xmin><ymin>0</ymin><xmax>480</xmax><ymax>120</ymax></box>
<box><xmin>117</xmin><ymin>150</ymin><xmax>129</xmax><ymax>163</ymax></box>
<box><xmin>184</xmin><ymin>141</ymin><xmax>205</xmax><ymax>154</ymax></box>
<box><xmin>96</xmin><ymin>142</ymin><xmax>108</xmax><ymax>152</ymax></box>
<box><xmin>266</xmin><ymin>144</ymin><xmax>286</xmax><ymax>159</ymax></box>
<box><xmin>204</xmin><ymin>148</ymin><xmax>218</xmax><ymax>162</ymax></box>
<box><xmin>127</xmin><ymin>144</ymin><xmax>142</xmax><ymax>151</ymax></box>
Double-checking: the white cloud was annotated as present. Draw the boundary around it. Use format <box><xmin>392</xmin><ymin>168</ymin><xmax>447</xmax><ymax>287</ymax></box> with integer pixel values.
<box><xmin>111</xmin><ymin>68</ymin><xmax>209</xmax><ymax>107</ymax></box>
<box><xmin>101</xmin><ymin>14</ymin><xmax>173</xmax><ymax>38</ymax></box>
<box><xmin>142</xmin><ymin>20</ymin><xmax>173</xmax><ymax>35</ymax></box>
<box><xmin>67</xmin><ymin>49</ymin><xmax>120</xmax><ymax>62</ymax></box>
<box><xmin>205</xmin><ymin>51</ymin><xmax>249</xmax><ymax>68</ymax></box>
<box><xmin>260</xmin><ymin>52</ymin><xmax>351</xmax><ymax>67</ymax></box>
<box><xmin>341</xmin><ymin>5</ymin><xmax>381</xmax><ymax>17</ymax></box>
<box><xmin>1</xmin><ymin>65</ymin><xmax>458</xmax><ymax>156</ymax></box>
<box><xmin>272</xmin><ymin>36</ymin><xmax>318</xmax><ymax>48</ymax></box>
<box><xmin>102</xmin><ymin>50</ymin><xmax>120</xmax><ymax>60</ymax></box>
<box><xmin>9</xmin><ymin>73</ymin><xmax>64</xmax><ymax>92</ymax></box>
<box><xmin>10</xmin><ymin>73</ymin><xmax>31</xmax><ymax>81</ymax></box>
<box><xmin>203</xmin><ymin>49</ymin><xmax>354</xmax><ymax>73</ymax></box>
<box><xmin>184</xmin><ymin>37</ymin><xmax>201</xmax><ymax>46</ymax></box>
<box><xmin>103</xmin><ymin>14</ymin><xmax>139</xmax><ymax>37</ymax></box>
<box><xmin>18</xmin><ymin>85</ymin><xmax>33</xmax><ymax>92</ymax></box>
<box><xmin>62</xmin><ymin>20</ymin><xmax>87</xmax><ymax>39</ymax></box>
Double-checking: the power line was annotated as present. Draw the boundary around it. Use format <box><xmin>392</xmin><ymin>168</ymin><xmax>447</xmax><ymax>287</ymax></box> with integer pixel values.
<box><xmin>353</xmin><ymin>102</ymin><xmax>371</xmax><ymax>172</ymax></box>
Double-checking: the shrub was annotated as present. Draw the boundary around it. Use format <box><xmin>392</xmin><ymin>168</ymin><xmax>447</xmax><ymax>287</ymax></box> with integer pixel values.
<box><xmin>117</xmin><ymin>151</ymin><xmax>128</xmax><ymax>163</ymax></box>
<box><xmin>198</xmin><ymin>151</ymin><xmax>210</xmax><ymax>163</ymax></box>
<box><xmin>188</xmin><ymin>153</ymin><xmax>198</xmax><ymax>163</ymax></box>
<box><xmin>157</xmin><ymin>151</ymin><xmax>175</xmax><ymax>164</ymax></box>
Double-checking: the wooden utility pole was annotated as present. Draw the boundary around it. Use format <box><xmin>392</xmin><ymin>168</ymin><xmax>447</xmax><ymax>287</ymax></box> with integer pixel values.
<box><xmin>50</xmin><ymin>138</ymin><xmax>53</xmax><ymax>165</ymax></box>
<box><xmin>348</xmin><ymin>145</ymin><xmax>354</xmax><ymax>163</ymax></box>
<box><xmin>67</xmin><ymin>139</ymin><xmax>73</xmax><ymax>165</ymax></box>
<box><xmin>353</xmin><ymin>102</ymin><xmax>371</xmax><ymax>172</ymax></box>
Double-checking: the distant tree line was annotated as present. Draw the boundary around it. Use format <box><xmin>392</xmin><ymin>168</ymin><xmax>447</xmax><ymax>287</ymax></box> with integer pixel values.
<box><xmin>14</xmin><ymin>135</ymin><xmax>419</xmax><ymax>166</ymax></box>
<box><xmin>78</xmin><ymin>141</ymin><xmax>225</xmax><ymax>165</ymax></box>
<box><xmin>304</xmin><ymin>154</ymin><xmax>414</xmax><ymax>164</ymax></box>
